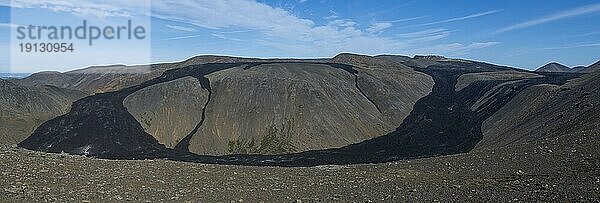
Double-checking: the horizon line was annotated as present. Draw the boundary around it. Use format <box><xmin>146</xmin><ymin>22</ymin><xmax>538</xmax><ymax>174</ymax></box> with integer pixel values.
<box><xmin>3</xmin><ymin>52</ymin><xmax>599</xmax><ymax>73</ymax></box>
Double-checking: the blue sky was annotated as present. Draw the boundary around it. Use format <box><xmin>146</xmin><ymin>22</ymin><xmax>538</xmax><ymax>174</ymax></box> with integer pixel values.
<box><xmin>1</xmin><ymin>0</ymin><xmax>600</xmax><ymax>72</ymax></box>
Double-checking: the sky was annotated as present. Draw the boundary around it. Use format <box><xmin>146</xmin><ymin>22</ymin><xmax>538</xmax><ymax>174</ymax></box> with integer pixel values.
<box><xmin>1</xmin><ymin>0</ymin><xmax>599</xmax><ymax>72</ymax></box>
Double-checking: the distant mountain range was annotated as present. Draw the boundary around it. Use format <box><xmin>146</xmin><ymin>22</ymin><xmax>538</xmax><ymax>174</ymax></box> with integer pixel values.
<box><xmin>535</xmin><ymin>61</ymin><xmax>599</xmax><ymax>73</ymax></box>
<box><xmin>1</xmin><ymin>54</ymin><xmax>598</xmax><ymax>166</ymax></box>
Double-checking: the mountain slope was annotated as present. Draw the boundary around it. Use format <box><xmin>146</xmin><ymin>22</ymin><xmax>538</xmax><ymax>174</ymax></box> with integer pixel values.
<box><xmin>123</xmin><ymin>76</ymin><xmax>209</xmax><ymax>148</ymax></box>
<box><xmin>454</xmin><ymin>70</ymin><xmax>542</xmax><ymax>91</ymax></box>
<box><xmin>477</xmin><ymin>71</ymin><xmax>598</xmax><ymax>149</ymax></box>
<box><xmin>0</xmin><ymin>80</ymin><xmax>86</xmax><ymax>144</ymax></box>
<box><xmin>182</xmin><ymin>63</ymin><xmax>432</xmax><ymax>155</ymax></box>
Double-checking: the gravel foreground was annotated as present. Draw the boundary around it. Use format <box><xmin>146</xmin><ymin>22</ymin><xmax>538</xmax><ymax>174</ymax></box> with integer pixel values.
<box><xmin>1</xmin><ymin>131</ymin><xmax>598</xmax><ymax>202</ymax></box>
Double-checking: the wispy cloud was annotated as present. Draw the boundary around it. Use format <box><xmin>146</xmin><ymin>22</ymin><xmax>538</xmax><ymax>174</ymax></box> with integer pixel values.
<box><xmin>162</xmin><ymin>34</ymin><xmax>204</xmax><ymax>41</ymax></box>
<box><xmin>166</xmin><ymin>24</ymin><xmax>196</xmax><ymax>32</ymax></box>
<box><xmin>327</xmin><ymin>19</ymin><xmax>357</xmax><ymax>27</ymax></box>
<box><xmin>0</xmin><ymin>23</ymin><xmax>20</xmax><ymax>28</ymax></box>
<box><xmin>540</xmin><ymin>43</ymin><xmax>600</xmax><ymax>50</ymax></box>
<box><xmin>417</xmin><ymin>10</ymin><xmax>501</xmax><ymax>26</ymax></box>
<box><xmin>573</xmin><ymin>31</ymin><xmax>600</xmax><ymax>38</ymax></box>
<box><xmin>358</xmin><ymin>1</ymin><xmax>416</xmax><ymax>19</ymax></box>
<box><xmin>495</xmin><ymin>3</ymin><xmax>600</xmax><ymax>34</ymax></box>
<box><xmin>215</xmin><ymin>30</ymin><xmax>256</xmax><ymax>34</ymax></box>
<box><xmin>397</xmin><ymin>29</ymin><xmax>452</xmax><ymax>43</ymax></box>
<box><xmin>386</xmin><ymin>16</ymin><xmax>427</xmax><ymax>23</ymax></box>
<box><xmin>6</xmin><ymin>0</ymin><xmax>149</xmax><ymax>18</ymax></box>
<box><xmin>211</xmin><ymin>33</ymin><xmax>244</xmax><ymax>42</ymax></box>
<box><xmin>397</xmin><ymin>28</ymin><xmax>448</xmax><ymax>38</ymax></box>
<box><xmin>366</xmin><ymin>22</ymin><xmax>392</xmax><ymax>33</ymax></box>
<box><xmin>414</xmin><ymin>42</ymin><xmax>500</xmax><ymax>56</ymax></box>
<box><xmin>366</xmin><ymin>16</ymin><xmax>425</xmax><ymax>34</ymax></box>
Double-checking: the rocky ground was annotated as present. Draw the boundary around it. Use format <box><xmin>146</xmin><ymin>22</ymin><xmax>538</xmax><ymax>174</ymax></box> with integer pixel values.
<box><xmin>1</xmin><ymin>130</ymin><xmax>598</xmax><ymax>202</ymax></box>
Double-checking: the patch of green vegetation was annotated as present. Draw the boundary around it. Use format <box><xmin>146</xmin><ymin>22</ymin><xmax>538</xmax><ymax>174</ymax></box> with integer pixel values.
<box><xmin>257</xmin><ymin>118</ymin><xmax>297</xmax><ymax>154</ymax></box>
<box><xmin>227</xmin><ymin>139</ymin><xmax>253</xmax><ymax>154</ymax></box>
<box><xmin>225</xmin><ymin>118</ymin><xmax>297</xmax><ymax>155</ymax></box>
<box><xmin>142</xmin><ymin>117</ymin><xmax>152</xmax><ymax>127</ymax></box>
<box><xmin>227</xmin><ymin>140</ymin><xmax>237</xmax><ymax>153</ymax></box>
<box><xmin>140</xmin><ymin>112</ymin><xmax>156</xmax><ymax>128</ymax></box>
<box><xmin>248</xmin><ymin>137</ymin><xmax>255</xmax><ymax>149</ymax></box>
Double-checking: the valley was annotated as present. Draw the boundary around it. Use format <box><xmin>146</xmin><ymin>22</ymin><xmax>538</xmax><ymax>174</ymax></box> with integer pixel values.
<box><xmin>1</xmin><ymin>54</ymin><xmax>598</xmax><ymax>201</ymax></box>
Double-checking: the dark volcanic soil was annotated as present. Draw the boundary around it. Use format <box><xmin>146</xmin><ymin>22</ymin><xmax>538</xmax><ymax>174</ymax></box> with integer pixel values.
<box><xmin>2</xmin><ymin>129</ymin><xmax>598</xmax><ymax>202</ymax></box>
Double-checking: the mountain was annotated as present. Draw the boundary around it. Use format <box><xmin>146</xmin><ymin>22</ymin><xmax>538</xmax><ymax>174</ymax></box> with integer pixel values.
<box><xmin>15</xmin><ymin>54</ymin><xmax>594</xmax><ymax>167</ymax></box>
<box><xmin>0</xmin><ymin>79</ymin><xmax>86</xmax><ymax>145</ymax></box>
<box><xmin>535</xmin><ymin>62</ymin><xmax>572</xmax><ymax>72</ymax></box>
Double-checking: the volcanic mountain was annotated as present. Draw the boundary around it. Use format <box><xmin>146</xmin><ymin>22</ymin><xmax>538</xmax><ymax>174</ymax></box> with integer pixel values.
<box><xmin>6</xmin><ymin>54</ymin><xmax>597</xmax><ymax>166</ymax></box>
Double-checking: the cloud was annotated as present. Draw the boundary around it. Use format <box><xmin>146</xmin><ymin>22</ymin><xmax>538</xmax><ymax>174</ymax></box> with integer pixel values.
<box><xmin>0</xmin><ymin>0</ymin><xmax>7</xmax><ymax>5</ymax></box>
<box><xmin>324</xmin><ymin>15</ymin><xmax>339</xmax><ymax>20</ymax></box>
<box><xmin>573</xmin><ymin>31</ymin><xmax>600</xmax><ymax>38</ymax></box>
<box><xmin>365</xmin><ymin>16</ymin><xmax>425</xmax><ymax>34</ymax></box>
<box><xmin>211</xmin><ymin>33</ymin><xmax>244</xmax><ymax>42</ymax></box>
<box><xmin>366</xmin><ymin>22</ymin><xmax>392</xmax><ymax>33</ymax></box>
<box><xmin>328</xmin><ymin>19</ymin><xmax>357</xmax><ymax>27</ymax></box>
<box><xmin>395</xmin><ymin>29</ymin><xmax>452</xmax><ymax>44</ymax></box>
<box><xmin>540</xmin><ymin>43</ymin><xmax>600</xmax><ymax>50</ymax></box>
<box><xmin>147</xmin><ymin>1</ymin><xmax>405</xmax><ymax>55</ymax></box>
<box><xmin>417</xmin><ymin>10</ymin><xmax>500</xmax><ymax>26</ymax></box>
<box><xmin>162</xmin><ymin>34</ymin><xmax>204</xmax><ymax>41</ymax></box>
<box><xmin>3</xmin><ymin>0</ymin><xmax>498</xmax><ymax>57</ymax></box>
<box><xmin>0</xmin><ymin>23</ymin><xmax>20</xmax><ymax>28</ymax></box>
<box><xmin>495</xmin><ymin>3</ymin><xmax>600</xmax><ymax>34</ymax></box>
<box><xmin>365</xmin><ymin>16</ymin><xmax>426</xmax><ymax>35</ymax></box>
<box><xmin>215</xmin><ymin>30</ymin><xmax>255</xmax><ymax>34</ymax></box>
<box><xmin>166</xmin><ymin>24</ymin><xmax>196</xmax><ymax>32</ymax></box>
<box><xmin>414</xmin><ymin>42</ymin><xmax>499</xmax><ymax>56</ymax></box>
<box><xmin>387</xmin><ymin>16</ymin><xmax>427</xmax><ymax>23</ymax></box>
<box><xmin>149</xmin><ymin>1</ymin><xmax>314</xmax><ymax>30</ymax></box>
<box><xmin>7</xmin><ymin>0</ymin><xmax>150</xmax><ymax>18</ymax></box>
<box><xmin>397</xmin><ymin>28</ymin><xmax>448</xmax><ymax>38</ymax></box>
